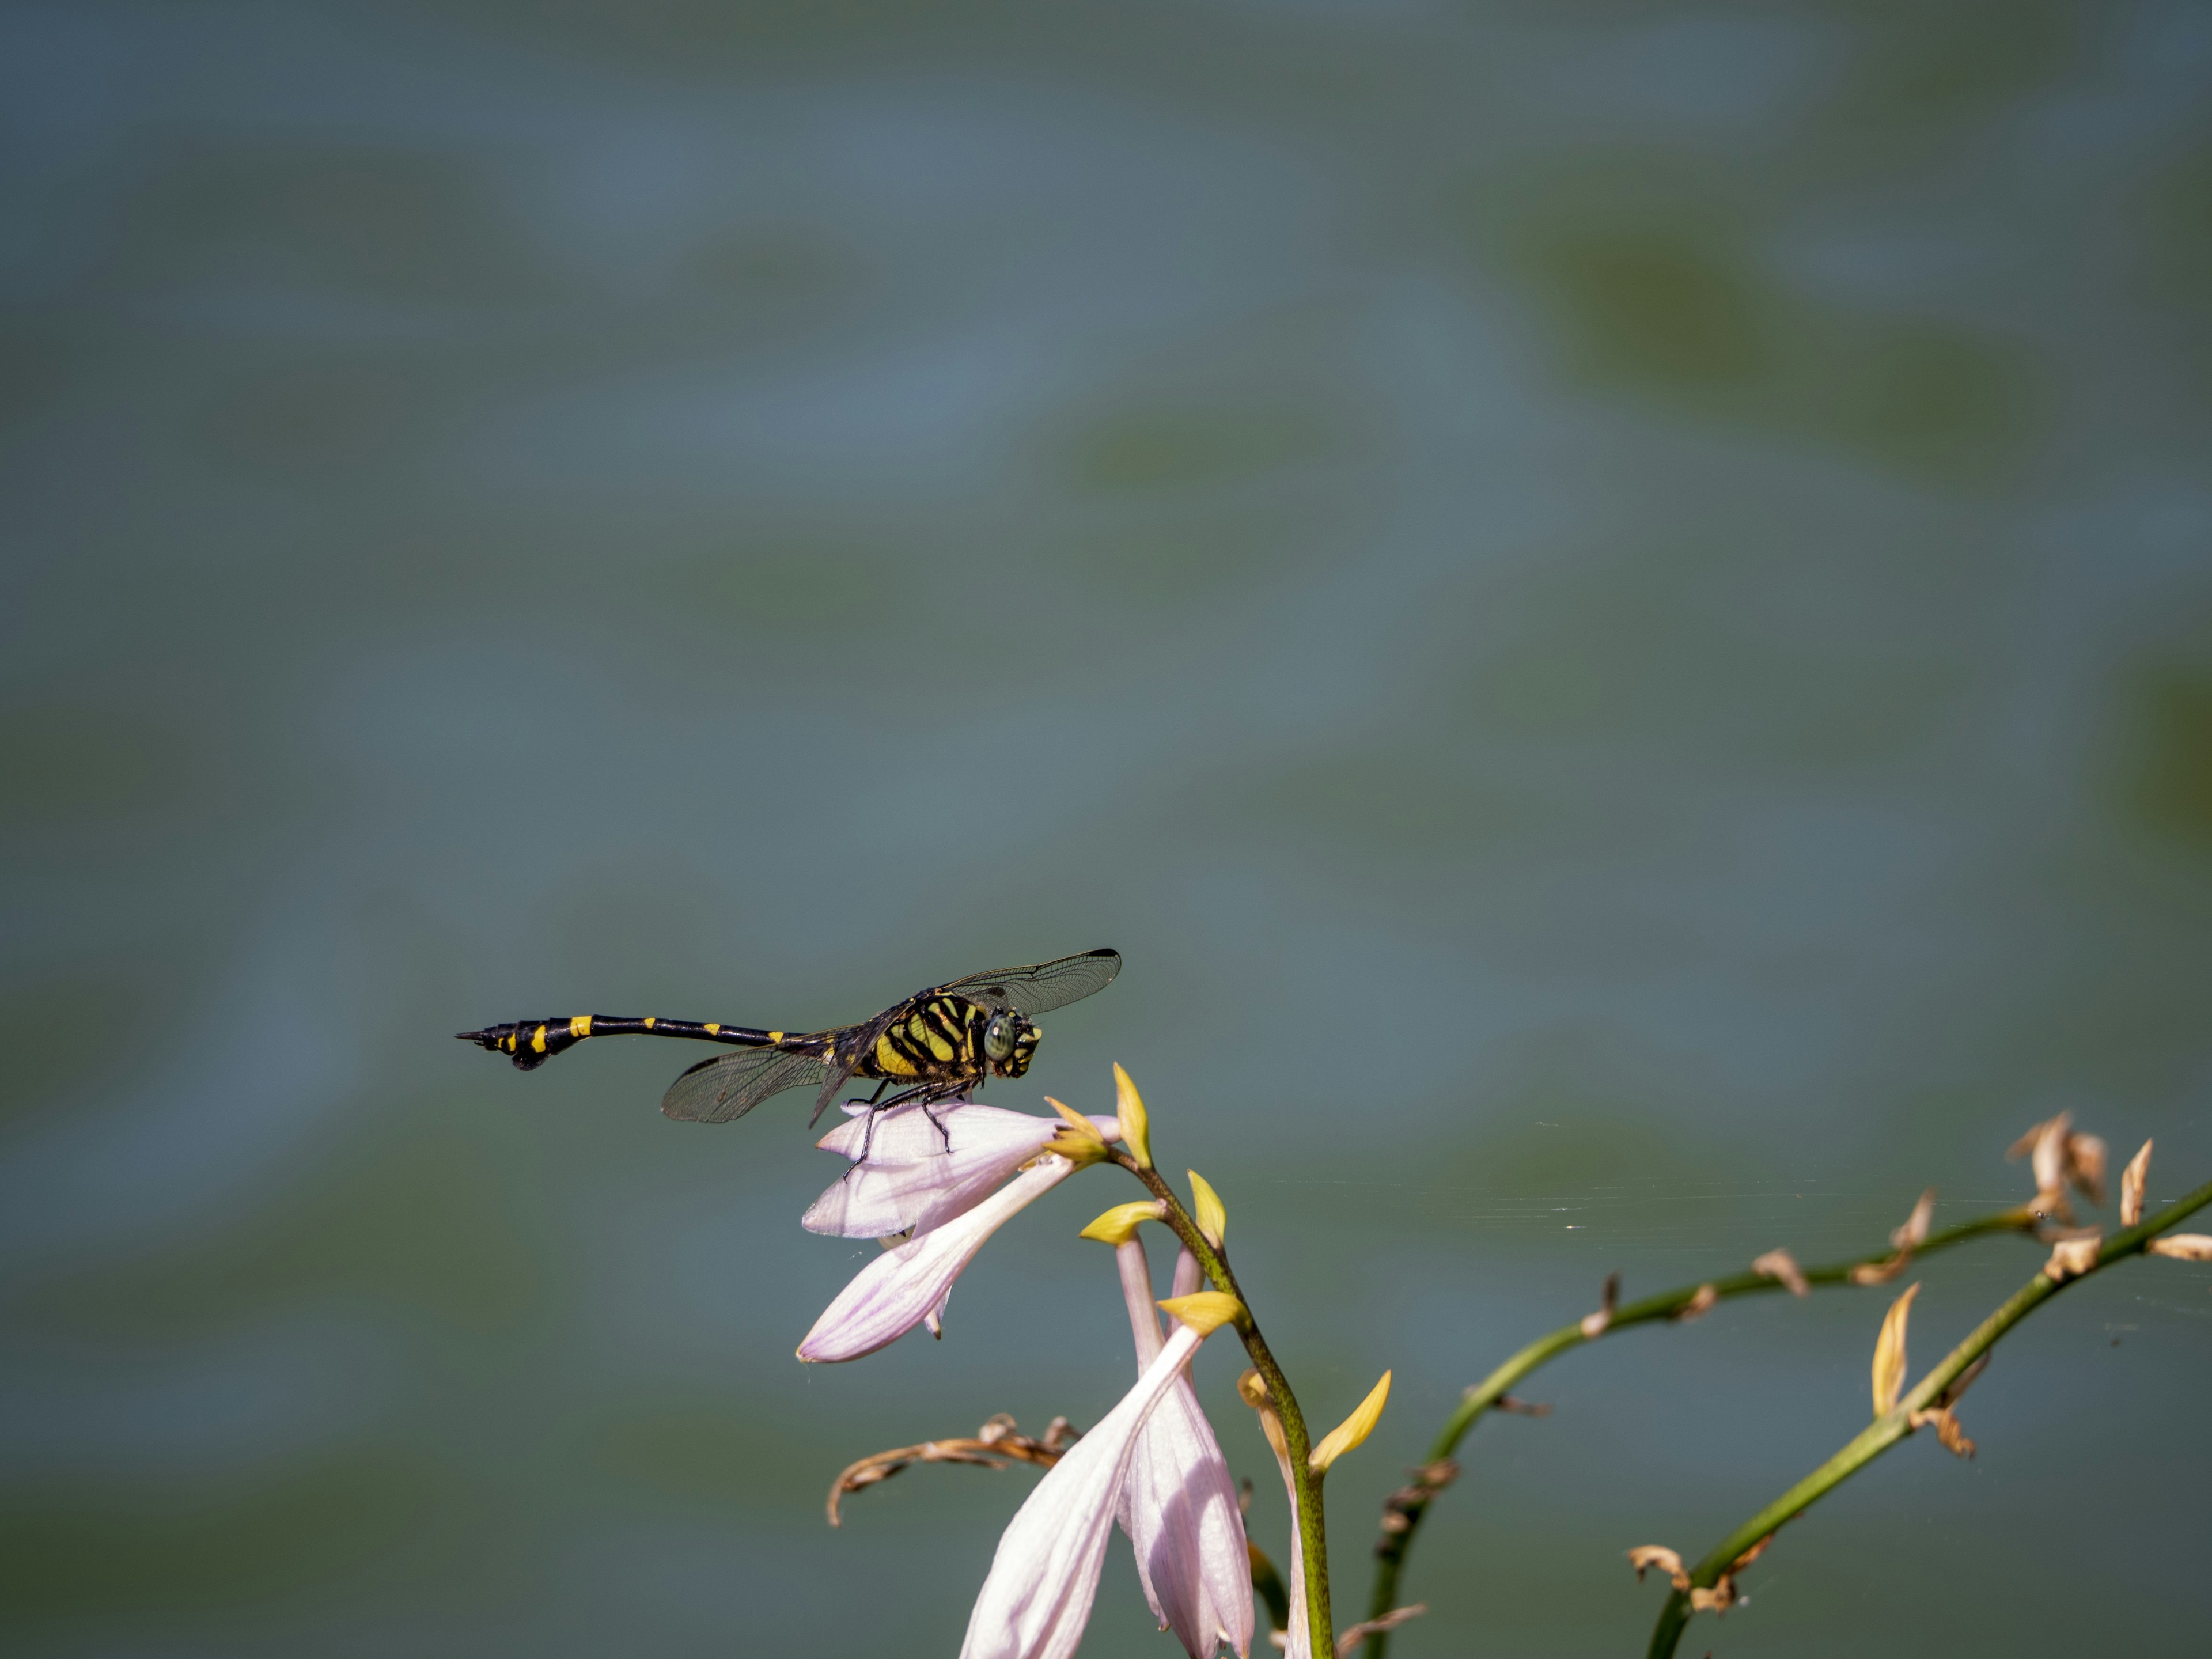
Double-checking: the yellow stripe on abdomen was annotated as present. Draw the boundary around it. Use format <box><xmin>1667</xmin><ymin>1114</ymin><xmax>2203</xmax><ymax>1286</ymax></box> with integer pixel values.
<box><xmin>570</xmin><ymin>1016</ymin><xmax>592</xmax><ymax>1039</ymax></box>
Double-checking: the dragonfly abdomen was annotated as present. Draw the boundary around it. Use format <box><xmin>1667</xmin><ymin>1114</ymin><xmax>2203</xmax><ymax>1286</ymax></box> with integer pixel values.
<box><xmin>457</xmin><ymin>1015</ymin><xmax>779</xmax><ymax>1071</ymax></box>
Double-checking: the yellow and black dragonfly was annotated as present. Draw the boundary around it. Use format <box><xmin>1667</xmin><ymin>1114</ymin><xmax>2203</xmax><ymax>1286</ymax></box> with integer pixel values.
<box><xmin>457</xmin><ymin>949</ymin><xmax>1121</xmax><ymax>1131</ymax></box>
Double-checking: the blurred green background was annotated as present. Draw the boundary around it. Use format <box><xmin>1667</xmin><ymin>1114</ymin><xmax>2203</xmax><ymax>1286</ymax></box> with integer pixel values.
<box><xmin>3</xmin><ymin>1</ymin><xmax>2209</xmax><ymax>1654</ymax></box>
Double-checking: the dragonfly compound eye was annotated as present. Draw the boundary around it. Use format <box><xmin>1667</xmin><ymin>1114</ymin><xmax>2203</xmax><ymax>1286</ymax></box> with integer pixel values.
<box><xmin>984</xmin><ymin>1013</ymin><xmax>1020</xmax><ymax>1063</ymax></box>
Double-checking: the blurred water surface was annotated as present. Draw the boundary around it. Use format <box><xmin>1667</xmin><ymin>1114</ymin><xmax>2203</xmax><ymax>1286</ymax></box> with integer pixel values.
<box><xmin>3</xmin><ymin>2</ymin><xmax>2210</xmax><ymax>1654</ymax></box>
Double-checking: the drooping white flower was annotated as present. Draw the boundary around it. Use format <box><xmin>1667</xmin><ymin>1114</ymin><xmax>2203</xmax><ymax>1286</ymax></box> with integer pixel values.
<box><xmin>804</xmin><ymin>1101</ymin><xmax>1115</xmax><ymax>1241</ymax></box>
<box><xmin>1113</xmin><ymin>1237</ymin><xmax>1253</xmax><ymax>1659</ymax></box>
<box><xmin>961</xmin><ymin>1293</ymin><xmax>1245</xmax><ymax>1659</ymax></box>
<box><xmin>799</xmin><ymin>1153</ymin><xmax>1084</xmax><ymax>1362</ymax></box>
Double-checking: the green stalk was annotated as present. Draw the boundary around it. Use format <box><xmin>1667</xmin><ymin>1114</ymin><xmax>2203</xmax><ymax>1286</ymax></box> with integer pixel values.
<box><xmin>1647</xmin><ymin>1175</ymin><xmax>2212</xmax><ymax>1659</ymax></box>
<box><xmin>1118</xmin><ymin>1154</ymin><xmax>1335</xmax><ymax>1659</ymax></box>
<box><xmin>1361</xmin><ymin>1207</ymin><xmax>2036</xmax><ymax>1657</ymax></box>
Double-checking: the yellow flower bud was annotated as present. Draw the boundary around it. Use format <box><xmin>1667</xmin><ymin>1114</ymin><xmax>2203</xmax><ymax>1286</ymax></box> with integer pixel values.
<box><xmin>1308</xmin><ymin>1369</ymin><xmax>1391</xmax><ymax>1473</ymax></box>
<box><xmin>1188</xmin><ymin>1169</ymin><xmax>1226</xmax><ymax>1249</ymax></box>
<box><xmin>1079</xmin><ymin>1200</ymin><xmax>1166</xmax><ymax>1245</ymax></box>
<box><xmin>1113</xmin><ymin>1063</ymin><xmax>1152</xmax><ymax>1169</ymax></box>
<box><xmin>1156</xmin><ymin>1290</ymin><xmax>1245</xmax><ymax>1336</ymax></box>
<box><xmin>1041</xmin><ymin>1097</ymin><xmax>1112</xmax><ymax>1167</ymax></box>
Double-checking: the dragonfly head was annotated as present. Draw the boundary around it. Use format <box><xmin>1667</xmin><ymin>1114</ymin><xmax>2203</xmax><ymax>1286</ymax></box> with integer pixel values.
<box><xmin>983</xmin><ymin>1011</ymin><xmax>1041</xmax><ymax>1077</ymax></box>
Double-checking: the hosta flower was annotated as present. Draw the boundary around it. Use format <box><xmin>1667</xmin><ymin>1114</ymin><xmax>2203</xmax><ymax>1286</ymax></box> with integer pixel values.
<box><xmin>961</xmin><ymin>1291</ymin><xmax>1245</xmax><ymax>1659</ymax></box>
<box><xmin>799</xmin><ymin>1154</ymin><xmax>1078</xmax><ymax>1362</ymax></box>
<box><xmin>804</xmin><ymin>1101</ymin><xmax>1118</xmax><ymax>1241</ymax></box>
<box><xmin>1111</xmin><ymin>1232</ymin><xmax>1252</xmax><ymax>1659</ymax></box>
<box><xmin>797</xmin><ymin>1100</ymin><xmax>1120</xmax><ymax>1362</ymax></box>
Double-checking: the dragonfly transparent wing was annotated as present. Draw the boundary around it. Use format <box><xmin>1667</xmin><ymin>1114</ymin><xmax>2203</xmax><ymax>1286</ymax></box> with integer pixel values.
<box><xmin>927</xmin><ymin>949</ymin><xmax>1121</xmax><ymax>1017</ymax></box>
<box><xmin>662</xmin><ymin>1046</ymin><xmax>831</xmax><ymax>1125</ymax></box>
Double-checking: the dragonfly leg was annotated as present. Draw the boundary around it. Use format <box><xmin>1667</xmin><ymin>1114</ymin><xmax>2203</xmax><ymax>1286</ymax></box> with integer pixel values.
<box><xmin>921</xmin><ymin>1097</ymin><xmax>954</xmax><ymax>1154</ymax></box>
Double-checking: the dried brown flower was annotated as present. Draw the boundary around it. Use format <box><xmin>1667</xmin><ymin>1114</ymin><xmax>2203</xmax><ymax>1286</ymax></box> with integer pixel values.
<box><xmin>1378</xmin><ymin>1460</ymin><xmax>1459</xmax><ymax>1541</ymax></box>
<box><xmin>2121</xmin><ymin>1140</ymin><xmax>2153</xmax><ymax>1228</ymax></box>
<box><xmin>1688</xmin><ymin>1577</ymin><xmax>1738</xmax><ymax>1615</ymax></box>
<box><xmin>1333</xmin><ymin>1604</ymin><xmax>1426</xmax><ymax>1656</ymax></box>
<box><xmin>1910</xmin><ymin>1405</ymin><xmax>1978</xmax><ymax>1458</ymax></box>
<box><xmin>1730</xmin><ymin>1532</ymin><xmax>1778</xmax><ymax>1572</ymax></box>
<box><xmin>1871</xmin><ymin>1282</ymin><xmax>1919</xmax><ymax>1416</ymax></box>
<box><xmin>1754</xmin><ymin>1248</ymin><xmax>1810</xmax><ymax>1298</ymax></box>
<box><xmin>2009</xmin><ymin>1113</ymin><xmax>2109</xmax><ymax>1221</ymax></box>
<box><xmin>2146</xmin><ymin>1233</ymin><xmax>2212</xmax><ymax>1262</ymax></box>
<box><xmin>2044</xmin><ymin>1233</ymin><xmax>2102</xmax><ymax>1282</ymax></box>
<box><xmin>1675</xmin><ymin>1283</ymin><xmax>1720</xmax><ymax>1321</ymax></box>
<box><xmin>1891</xmin><ymin>1188</ymin><xmax>1937</xmax><ymax>1252</ymax></box>
<box><xmin>2066</xmin><ymin>1134</ymin><xmax>2108</xmax><ymax>1206</ymax></box>
<box><xmin>1852</xmin><ymin>1189</ymin><xmax>1938</xmax><ymax>1284</ymax></box>
<box><xmin>825</xmin><ymin>1412</ymin><xmax>1077</xmax><ymax>1526</ymax></box>
<box><xmin>1851</xmin><ymin>1251</ymin><xmax>1911</xmax><ymax>1286</ymax></box>
<box><xmin>1580</xmin><ymin>1271</ymin><xmax>1620</xmax><ymax>1339</ymax></box>
<box><xmin>1906</xmin><ymin>1353</ymin><xmax>1988</xmax><ymax>1460</ymax></box>
<box><xmin>1628</xmin><ymin>1545</ymin><xmax>1688</xmax><ymax>1588</ymax></box>
<box><xmin>2010</xmin><ymin>1112</ymin><xmax>2075</xmax><ymax>1222</ymax></box>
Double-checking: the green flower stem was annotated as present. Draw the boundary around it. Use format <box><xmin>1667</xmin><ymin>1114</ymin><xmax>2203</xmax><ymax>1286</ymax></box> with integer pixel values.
<box><xmin>1361</xmin><ymin>1207</ymin><xmax>2038</xmax><ymax>1657</ymax></box>
<box><xmin>1116</xmin><ymin>1154</ymin><xmax>1335</xmax><ymax>1659</ymax></box>
<box><xmin>1647</xmin><ymin>1174</ymin><xmax>2212</xmax><ymax>1659</ymax></box>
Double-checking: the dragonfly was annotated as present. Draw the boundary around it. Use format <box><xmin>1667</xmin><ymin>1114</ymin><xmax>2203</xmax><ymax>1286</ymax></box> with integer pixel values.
<box><xmin>456</xmin><ymin>949</ymin><xmax>1121</xmax><ymax>1135</ymax></box>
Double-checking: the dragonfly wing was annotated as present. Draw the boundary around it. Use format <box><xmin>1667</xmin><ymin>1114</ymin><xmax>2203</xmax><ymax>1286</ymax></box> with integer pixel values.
<box><xmin>662</xmin><ymin>1046</ymin><xmax>830</xmax><ymax>1125</ymax></box>
<box><xmin>928</xmin><ymin>949</ymin><xmax>1121</xmax><ymax>1017</ymax></box>
<box><xmin>809</xmin><ymin>1017</ymin><xmax>890</xmax><ymax>1126</ymax></box>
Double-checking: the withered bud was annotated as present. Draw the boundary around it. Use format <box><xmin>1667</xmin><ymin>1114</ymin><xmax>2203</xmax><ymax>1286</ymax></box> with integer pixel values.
<box><xmin>1850</xmin><ymin>1251</ymin><xmax>1912</xmax><ymax>1286</ymax></box>
<box><xmin>1331</xmin><ymin>1604</ymin><xmax>1427</xmax><ymax>1656</ymax></box>
<box><xmin>1753</xmin><ymin>1248</ymin><xmax>1810</xmax><ymax>1297</ymax></box>
<box><xmin>1675</xmin><ymin>1283</ymin><xmax>1720</xmax><ymax>1321</ymax></box>
<box><xmin>2010</xmin><ymin>1113</ymin><xmax>2075</xmax><ymax>1223</ymax></box>
<box><xmin>1495</xmin><ymin>1396</ymin><xmax>1552</xmax><ymax>1416</ymax></box>
<box><xmin>1871</xmin><ymin>1283</ymin><xmax>1919</xmax><ymax>1416</ymax></box>
<box><xmin>1730</xmin><ymin>1531</ymin><xmax>1778</xmax><ymax>1572</ymax></box>
<box><xmin>824</xmin><ymin>1410</ymin><xmax>1078</xmax><ymax>1527</ymax></box>
<box><xmin>2120</xmin><ymin>1140</ymin><xmax>2153</xmax><ymax>1228</ymax></box>
<box><xmin>1909</xmin><ymin>1404</ymin><xmax>1978</xmax><ymax>1459</ymax></box>
<box><xmin>1580</xmin><ymin>1271</ymin><xmax>1620</xmax><ymax>1339</ymax></box>
<box><xmin>2146</xmin><ymin>1233</ymin><xmax>2212</xmax><ymax>1262</ymax></box>
<box><xmin>1238</xmin><ymin>1367</ymin><xmax>1290</xmax><ymax>1461</ymax></box>
<box><xmin>1688</xmin><ymin>1575</ymin><xmax>1737</xmax><ymax>1615</ymax></box>
<box><xmin>2044</xmin><ymin>1233</ymin><xmax>2102</xmax><ymax>1282</ymax></box>
<box><xmin>1379</xmin><ymin>1510</ymin><xmax>1410</xmax><ymax>1535</ymax></box>
<box><xmin>1627</xmin><ymin>1545</ymin><xmax>1688</xmax><ymax>1588</ymax></box>
<box><xmin>1891</xmin><ymin>1188</ymin><xmax>1937</xmax><ymax>1252</ymax></box>
<box><xmin>2065</xmin><ymin>1133</ymin><xmax>2108</xmax><ymax>1206</ymax></box>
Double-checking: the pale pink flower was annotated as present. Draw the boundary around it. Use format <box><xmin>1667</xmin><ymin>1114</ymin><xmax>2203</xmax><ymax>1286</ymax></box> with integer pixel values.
<box><xmin>804</xmin><ymin>1101</ymin><xmax>1118</xmax><ymax>1241</ymax></box>
<box><xmin>960</xmin><ymin>1294</ymin><xmax>1243</xmax><ymax>1659</ymax></box>
<box><xmin>1112</xmin><ymin>1237</ymin><xmax>1253</xmax><ymax>1659</ymax></box>
<box><xmin>798</xmin><ymin>1154</ymin><xmax>1080</xmax><ymax>1362</ymax></box>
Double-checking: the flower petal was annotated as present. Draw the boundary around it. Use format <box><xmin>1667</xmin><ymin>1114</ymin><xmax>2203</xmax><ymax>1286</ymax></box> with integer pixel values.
<box><xmin>961</xmin><ymin>1321</ymin><xmax>1212</xmax><ymax>1659</ymax></box>
<box><xmin>1113</xmin><ymin>1240</ymin><xmax>1252</xmax><ymax>1659</ymax></box>
<box><xmin>799</xmin><ymin>1156</ymin><xmax>1077</xmax><ymax>1362</ymax></box>
<box><xmin>804</xmin><ymin>1103</ymin><xmax>1113</xmax><ymax>1240</ymax></box>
